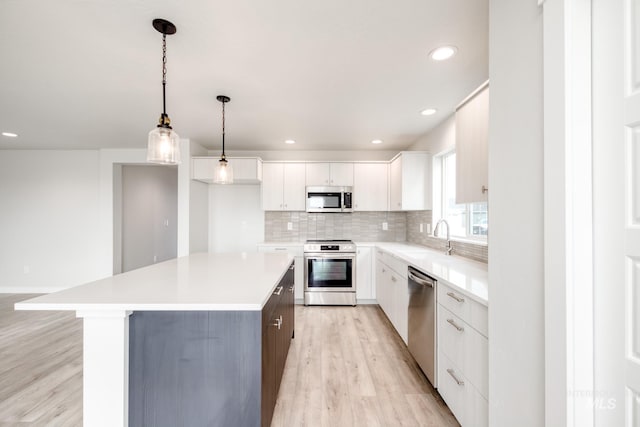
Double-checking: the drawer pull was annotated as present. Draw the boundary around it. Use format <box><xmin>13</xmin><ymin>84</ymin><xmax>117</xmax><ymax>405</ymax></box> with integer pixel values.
<box><xmin>447</xmin><ymin>369</ymin><xmax>465</xmax><ymax>386</ymax></box>
<box><xmin>272</xmin><ymin>316</ymin><xmax>282</xmax><ymax>330</ymax></box>
<box><xmin>289</xmin><ymin>285</ymin><xmax>294</xmax><ymax>293</ymax></box>
<box><xmin>274</xmin><ymin>286</ymin><xmax>283</xmax><ymax>296</ymax></box>
<box><xmin>447</xmin><ymin>318</ymin><xmax>465</xmax><ymax>332</ymax></box>
<box><xmin>447</xmin><ymin>292</ymin><xmax>465</xmax><ymax>303</ymax></box>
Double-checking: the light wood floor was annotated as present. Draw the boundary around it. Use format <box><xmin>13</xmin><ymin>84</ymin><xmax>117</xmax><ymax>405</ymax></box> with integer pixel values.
<box><xmin>0</xmin><ymin>294</ymin><xmax>83</xmax><ymax>426</ymax></box>
<box><xmin>0</xmin><ymin>295</ymin><xmax>458</xmax><ymax>426</ymax></box>
<box><xmin>272</xmin><ymin>305</ymin><xmax>459</xmax><ymax>427</ymax></box>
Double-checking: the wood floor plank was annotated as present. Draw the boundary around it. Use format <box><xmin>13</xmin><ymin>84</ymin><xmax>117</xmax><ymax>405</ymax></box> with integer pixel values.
<box><xmin>1</xmin><ymin>295</ymin><xmax>459</xmax><ymax>426</ymax></box>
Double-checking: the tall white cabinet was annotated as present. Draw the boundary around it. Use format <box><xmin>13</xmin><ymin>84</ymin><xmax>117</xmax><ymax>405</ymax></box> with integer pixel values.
<box><xmin>261</xmin><ymin>163</ymin><xmax>306</xmax><ymax>211</ymax></box>
<box><xmin>455</xmin><ymin>82</ymin><xmax>489</xmax><ymax>204</ymax></box>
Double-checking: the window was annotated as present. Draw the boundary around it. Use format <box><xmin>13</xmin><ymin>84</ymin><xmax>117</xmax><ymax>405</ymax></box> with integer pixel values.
<box><xmin>435</xmin><ymin>150</ymin><xmax>488</xmax><ymax>240</ymax></box>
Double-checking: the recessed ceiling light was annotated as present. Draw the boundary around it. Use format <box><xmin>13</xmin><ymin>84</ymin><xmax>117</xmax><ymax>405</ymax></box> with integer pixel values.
<box><xmin>285</xmin><ymin>139</ymin><xmax>296</xmax><ymax>144</ymax></box>
<box><xmin>421</xmin><ymin>108</ymin><xmax>437</xmax><ymax>116</ymax></box>
<box><xmin>429</xmin><ymin>46</ymin><xmax>457</xmax><ymax>61</ymax></box>
<box><xmin>371</xmin><ymin>139</ymin><xmax>382</xmax><ymax>144</ymax></box>
<box><xmin>2</xmin><ymin>132</ymin><xmax>18</xmax><ymax>138</ymax></box>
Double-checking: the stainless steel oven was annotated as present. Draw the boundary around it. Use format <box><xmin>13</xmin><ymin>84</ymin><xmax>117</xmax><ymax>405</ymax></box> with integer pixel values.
<box><xmin>303</xmin><ymin>240</ymin><xmax>356</xmax><ymax>306</ymax></box>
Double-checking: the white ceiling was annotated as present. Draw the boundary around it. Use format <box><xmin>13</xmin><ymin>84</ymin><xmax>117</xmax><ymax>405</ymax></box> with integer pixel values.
<box><xmin>0</xmin><ymin>0</ymin><xmax>488</xmax><ymax>152</ymax></box>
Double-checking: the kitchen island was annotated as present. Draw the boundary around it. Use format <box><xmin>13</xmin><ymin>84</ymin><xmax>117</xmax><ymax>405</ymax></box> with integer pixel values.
<box><xmin>15</xmin><ymin>252</ymin><xmax>295</xmax><ymax>427</ymax></box>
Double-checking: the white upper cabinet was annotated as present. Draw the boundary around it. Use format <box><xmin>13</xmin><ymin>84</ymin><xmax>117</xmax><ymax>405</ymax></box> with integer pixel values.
<box><xmin>389</xmin><ymin>152</ymin><xmax>432</xmax><ymax>211</ymax></box>
<box><xmin>353</xmin><ymin>163</ymin><xmax>388</xmax><ymax>211</ymax></box>
<box><xmin>192</xmin><ymin>157</ymin><xmax>262</xmax><ymax>184</ymax></box>
<box><xmin>261</xmin><ymin>163</ymin><xmax>306</xmax><ymax>211</ymax></box>
<box><xmin>305</xmin><ymin>163</ymin><xmax>354</xmax><ymax>187</ymax></box>
<box><xmin>455</xmin><ymin>82</ymin><xmax>489</xmax><ymax>204</ymax></box>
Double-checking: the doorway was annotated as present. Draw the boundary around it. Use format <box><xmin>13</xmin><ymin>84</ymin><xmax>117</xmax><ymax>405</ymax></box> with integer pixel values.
<box><xmin>113</xmin><ymin>164</ymin><xmax>178</xmax><ymax>274</ymax></box>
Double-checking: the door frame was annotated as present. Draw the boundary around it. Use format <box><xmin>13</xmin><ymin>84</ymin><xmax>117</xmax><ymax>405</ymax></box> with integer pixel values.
<box><xmin>542</xmin><ymin>0</ymin><xmax>595</xmax><ymax>425</ymax></box>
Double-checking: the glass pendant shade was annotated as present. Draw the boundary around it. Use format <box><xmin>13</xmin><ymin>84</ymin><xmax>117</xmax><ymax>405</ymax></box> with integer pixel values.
<box><xmin>214</xmin><ymin>158</ymin><xmax>233</xmax><ymax>184</ymax></box>
<box><xmin>147</xmin><ymin>127</ymin><xmax>181</xmax><ymax>164</ymax></box>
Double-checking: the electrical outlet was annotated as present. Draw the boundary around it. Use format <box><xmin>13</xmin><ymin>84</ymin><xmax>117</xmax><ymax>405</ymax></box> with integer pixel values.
<box><xmin>287</xmin><ymin>222</ymin><xmax>293</xmax><ymax>231</ymax></box>
<box><xmin>382</xmin><ymin>222</ymin><xmax>388</xmax><ymax>231</ymax></box>
<box><xmin>426</xmin><ymin>224</ymin><xmax>432</xmax><ymax>234</ymax></box>
<box><xmin>419</xmin><ymin>223</ymin><xmax>424</xmax><ymax>233</ymax></box>
<box><xmin>153</xmin><ymin>255</ymin><xmax>157</xmax><ymax>263</ymax></box>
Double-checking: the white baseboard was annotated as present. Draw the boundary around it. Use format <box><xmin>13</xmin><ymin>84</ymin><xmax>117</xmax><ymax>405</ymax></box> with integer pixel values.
<box><xmin>0</xmin><ymin>287</ymin><xmax>65</xmax><ymax>294</ymax></box>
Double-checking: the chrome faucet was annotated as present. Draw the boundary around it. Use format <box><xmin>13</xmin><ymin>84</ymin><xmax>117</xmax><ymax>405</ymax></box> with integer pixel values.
<box><xmin>433</xmin><ymin>219</ymin><xmax>453</xmax><ymax>256</ymax></box>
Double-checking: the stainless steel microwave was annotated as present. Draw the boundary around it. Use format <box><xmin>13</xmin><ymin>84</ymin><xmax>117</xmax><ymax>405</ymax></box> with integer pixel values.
<box><xmin>306</xmin><ymin>186</ymin><xmax>353</xmax><ymax>213</ymax></box>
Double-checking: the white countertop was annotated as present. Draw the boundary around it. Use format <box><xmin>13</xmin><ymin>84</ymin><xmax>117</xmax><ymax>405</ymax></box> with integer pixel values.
<box><xmin>15</xmin><ymin>252</ymin><xmax>294</xmax><ymax>312</ymax></box>
<box><xmin>372</xmin><ymin>242</ymin><xmax>488</xmax><ymax>305</ymax></box>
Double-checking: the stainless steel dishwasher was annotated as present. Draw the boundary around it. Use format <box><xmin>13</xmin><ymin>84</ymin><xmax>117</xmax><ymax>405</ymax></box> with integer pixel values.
<box><xmin>408</xmin><ymin>266</ymin><xmax>437</xmax><ymax>387</ymax></box>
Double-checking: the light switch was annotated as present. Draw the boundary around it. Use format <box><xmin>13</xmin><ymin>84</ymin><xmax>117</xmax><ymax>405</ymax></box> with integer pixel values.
<box><xmin>419</xmin><ymin>223</ymin><xmax>424</xmax><ymax>233</ymax></box>
<box><xmin>287</xmin><ymin>222</ymin><xmax>293</xmax><ymax>231</ymax></box>
<box><xmin>382</xmin><ymin>222</ymin><xmax>388</xmax><ymax>231</ymax></box>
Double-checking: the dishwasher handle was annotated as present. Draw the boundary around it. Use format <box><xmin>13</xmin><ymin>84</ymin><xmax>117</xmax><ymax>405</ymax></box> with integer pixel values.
<box><xmin>408</xmin><ymin>268</ymin><xmax>435</xmax><ymax>288</ymax></box>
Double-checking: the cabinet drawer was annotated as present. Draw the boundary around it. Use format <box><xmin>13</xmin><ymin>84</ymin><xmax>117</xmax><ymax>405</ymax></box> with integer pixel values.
<box><xmin>438</xmin><ymin>305</ymin><xmax>466</xmax><ymax>368</ymax></box>
<box><xmin>437</xmin><ymin>351</ymin><xmax>467</xmax><ymax>425</ymax></box>
<box><xmin>438</xmin><ymin>304</ymin><xmax>488</xmax><ymax>399</ymax></box>
<box><xmin>376</xmin><ymin>249</ymin><xmax>407</xmax><ymax>278</ymax></box>
<box><xmin>438</xmin><ymin>282</ymin><xmax>488</xmax><ymax>337</ymax></box>
<box><xmin>438</xmin><ymin>283</ymin><xmax>471</xmax><ymax>322</ymax></box>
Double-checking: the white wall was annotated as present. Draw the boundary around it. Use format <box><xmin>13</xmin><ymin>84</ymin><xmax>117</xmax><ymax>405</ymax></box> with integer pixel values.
<box><xmin>0</xmin><ymin>150</ymin><xmax>102</xmax><ymax>292</ymax></box>
<box><xmin>208</xmin><ymin>184</ymin><xmax>264</xmax><ymax>253</ymax></box>
<box><xmin>189</xmin><ymin>141</ymin><xmax>209</xmax><ymax>253</ymax></box>
<box><xmin>488</xmin><ymin>1</ymin><xmax>544</xmax><ymax>426</ymax></box>
<box><xmin>407</xmin><ymin>115</ymin><xmax>455</xmax><ymax>155</ymax></box>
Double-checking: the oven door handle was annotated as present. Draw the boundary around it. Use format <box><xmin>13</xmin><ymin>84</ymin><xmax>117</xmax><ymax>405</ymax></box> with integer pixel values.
<box><xmin>304</xmin><ymin>254</ymin><xmax>356</xmax><ymax>260</ymax></box>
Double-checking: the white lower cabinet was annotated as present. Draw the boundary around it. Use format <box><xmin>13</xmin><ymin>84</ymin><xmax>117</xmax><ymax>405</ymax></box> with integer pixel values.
<box><xmin>356</xmin><ymin>245</ymin><xmax>375</xmax><ymax>300</ymax></box>
<box><xmin>437</xmin><ymin>282</ymin><xmax>488</xmax><ymax>427</ymax></box>
<box><xmin>374</xmin><ymin>249</ymin><xmax>408</xmax><ymax>344</ymax></box>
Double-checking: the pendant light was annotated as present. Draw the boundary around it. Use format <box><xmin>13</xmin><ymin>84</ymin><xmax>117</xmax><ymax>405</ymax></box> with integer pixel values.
<box><xmin>214</xmin><ymin>95</ymin><xmax>233</xmax><ymax>184</ymax></box>
<box><xmin>147</xmin><ymin>19</ymin><xmax>180</xmax><ymax>165</ymax></box>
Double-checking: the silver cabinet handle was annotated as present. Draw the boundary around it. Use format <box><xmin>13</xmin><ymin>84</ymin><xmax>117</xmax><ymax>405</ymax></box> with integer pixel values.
<box><xmin>447</xmin><ymin>318</ymin><xmax>464</xmax><ymax>332</ymax></box>
<box><xmin>447</xmin><ymin>292</ymin><xmax>465</xmax><ymax>303</ymax></box>
<box><xmin>447</xmin><ymin>369</ymin><xmax>464</xmax><ymax>386</ymax></box>
<box><xmin>272</xmin><ymin>317</ymin><xmax>282</xmax><ymax>329</ymax></box>
<box><xmin>382</xmin><ymin>268</ymin><xmax>386</xmax><ymax>273</ymax></box>
<box><xmin>391</xmin><ymin>276</ymin><xmax>397</xmax><ymax>282</ymax></box>
<box><xmin>274</xmin><ymin>286</ymin><xmax>283</xmax><ymax>296</ymax></box>
<box><xmin>289</xmin><ymin>264</ymin><xmax>295</xmax><ymax>270</ymax></box>
<box><xmin>289</xmin><ymin>285</ymin><xmax>294</xmax><ymax>293</ymax></box>
<box><xmin>482</xmin><ymin>185</ymin><xmax>488</xmax><ymax>194</ymax></box>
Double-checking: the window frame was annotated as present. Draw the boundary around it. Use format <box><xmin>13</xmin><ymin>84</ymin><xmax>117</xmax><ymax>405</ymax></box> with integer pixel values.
<box><xmin>433</xmin><ymin>149</ymin><xmax>488</xmax><ymax>243</ymax></box>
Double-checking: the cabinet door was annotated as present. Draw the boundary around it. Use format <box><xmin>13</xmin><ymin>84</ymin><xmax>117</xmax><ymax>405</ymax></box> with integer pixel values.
<box><xmin>354</xmin><ymin>163</ymin><xmax>388</xmax><ymax>211</ymax></box>
<box><xmin>389</xmin><ymin>156</ymin><xmax>402</xmax><ymax>210</ymax></box>
<box><xmin>356</xmin><ymin>246</ymin><xmax>373</xmax><ymax>300</ymax></box>
<box><xmin>456</xmin><ymin>84</ymin><xmax>489</xmax><ymax>204</ymax></box>
<box><xmin>261</xmin><ymin>293</ymin><xmax>279</xmax><ymax>427</ymax></box>
<box><xmin>330</xmin><ymin>163</ymin><xmax>354</xmax><ymax>186</ymax></box>
<box><xmin>376</xmin><ymin>259</ymin><xmax>390</xmax><ymax>315</ymax></box>
<box><xmin>401</xmin><ymin>152</ymin><xmax>432</xmax><ymax>210</ymax></box>
<box><xmin>283</xmin><ymin>163</ymin><xmax>306</xmax><ymax>211</ymax></box>
<box><xmin>305</xmin><ymin>163</ymin><xmax>330</xmax><ymax>186</ymax></box>
<box><xmin>262</xmin><ymin>163</ymin><xmax>284</xmax><ymax>210</ymax></box>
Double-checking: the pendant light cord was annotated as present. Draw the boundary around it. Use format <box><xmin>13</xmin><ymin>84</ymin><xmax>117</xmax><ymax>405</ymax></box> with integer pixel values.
<box><xmin>162</xmin><ymin>33</ymin><xmax>167</xmax><ymax>116</ymax></box>
<box><xmin>221</xmin><ymin>100</ymin><xmax>226</xmax><ymax>158</ymax></box>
